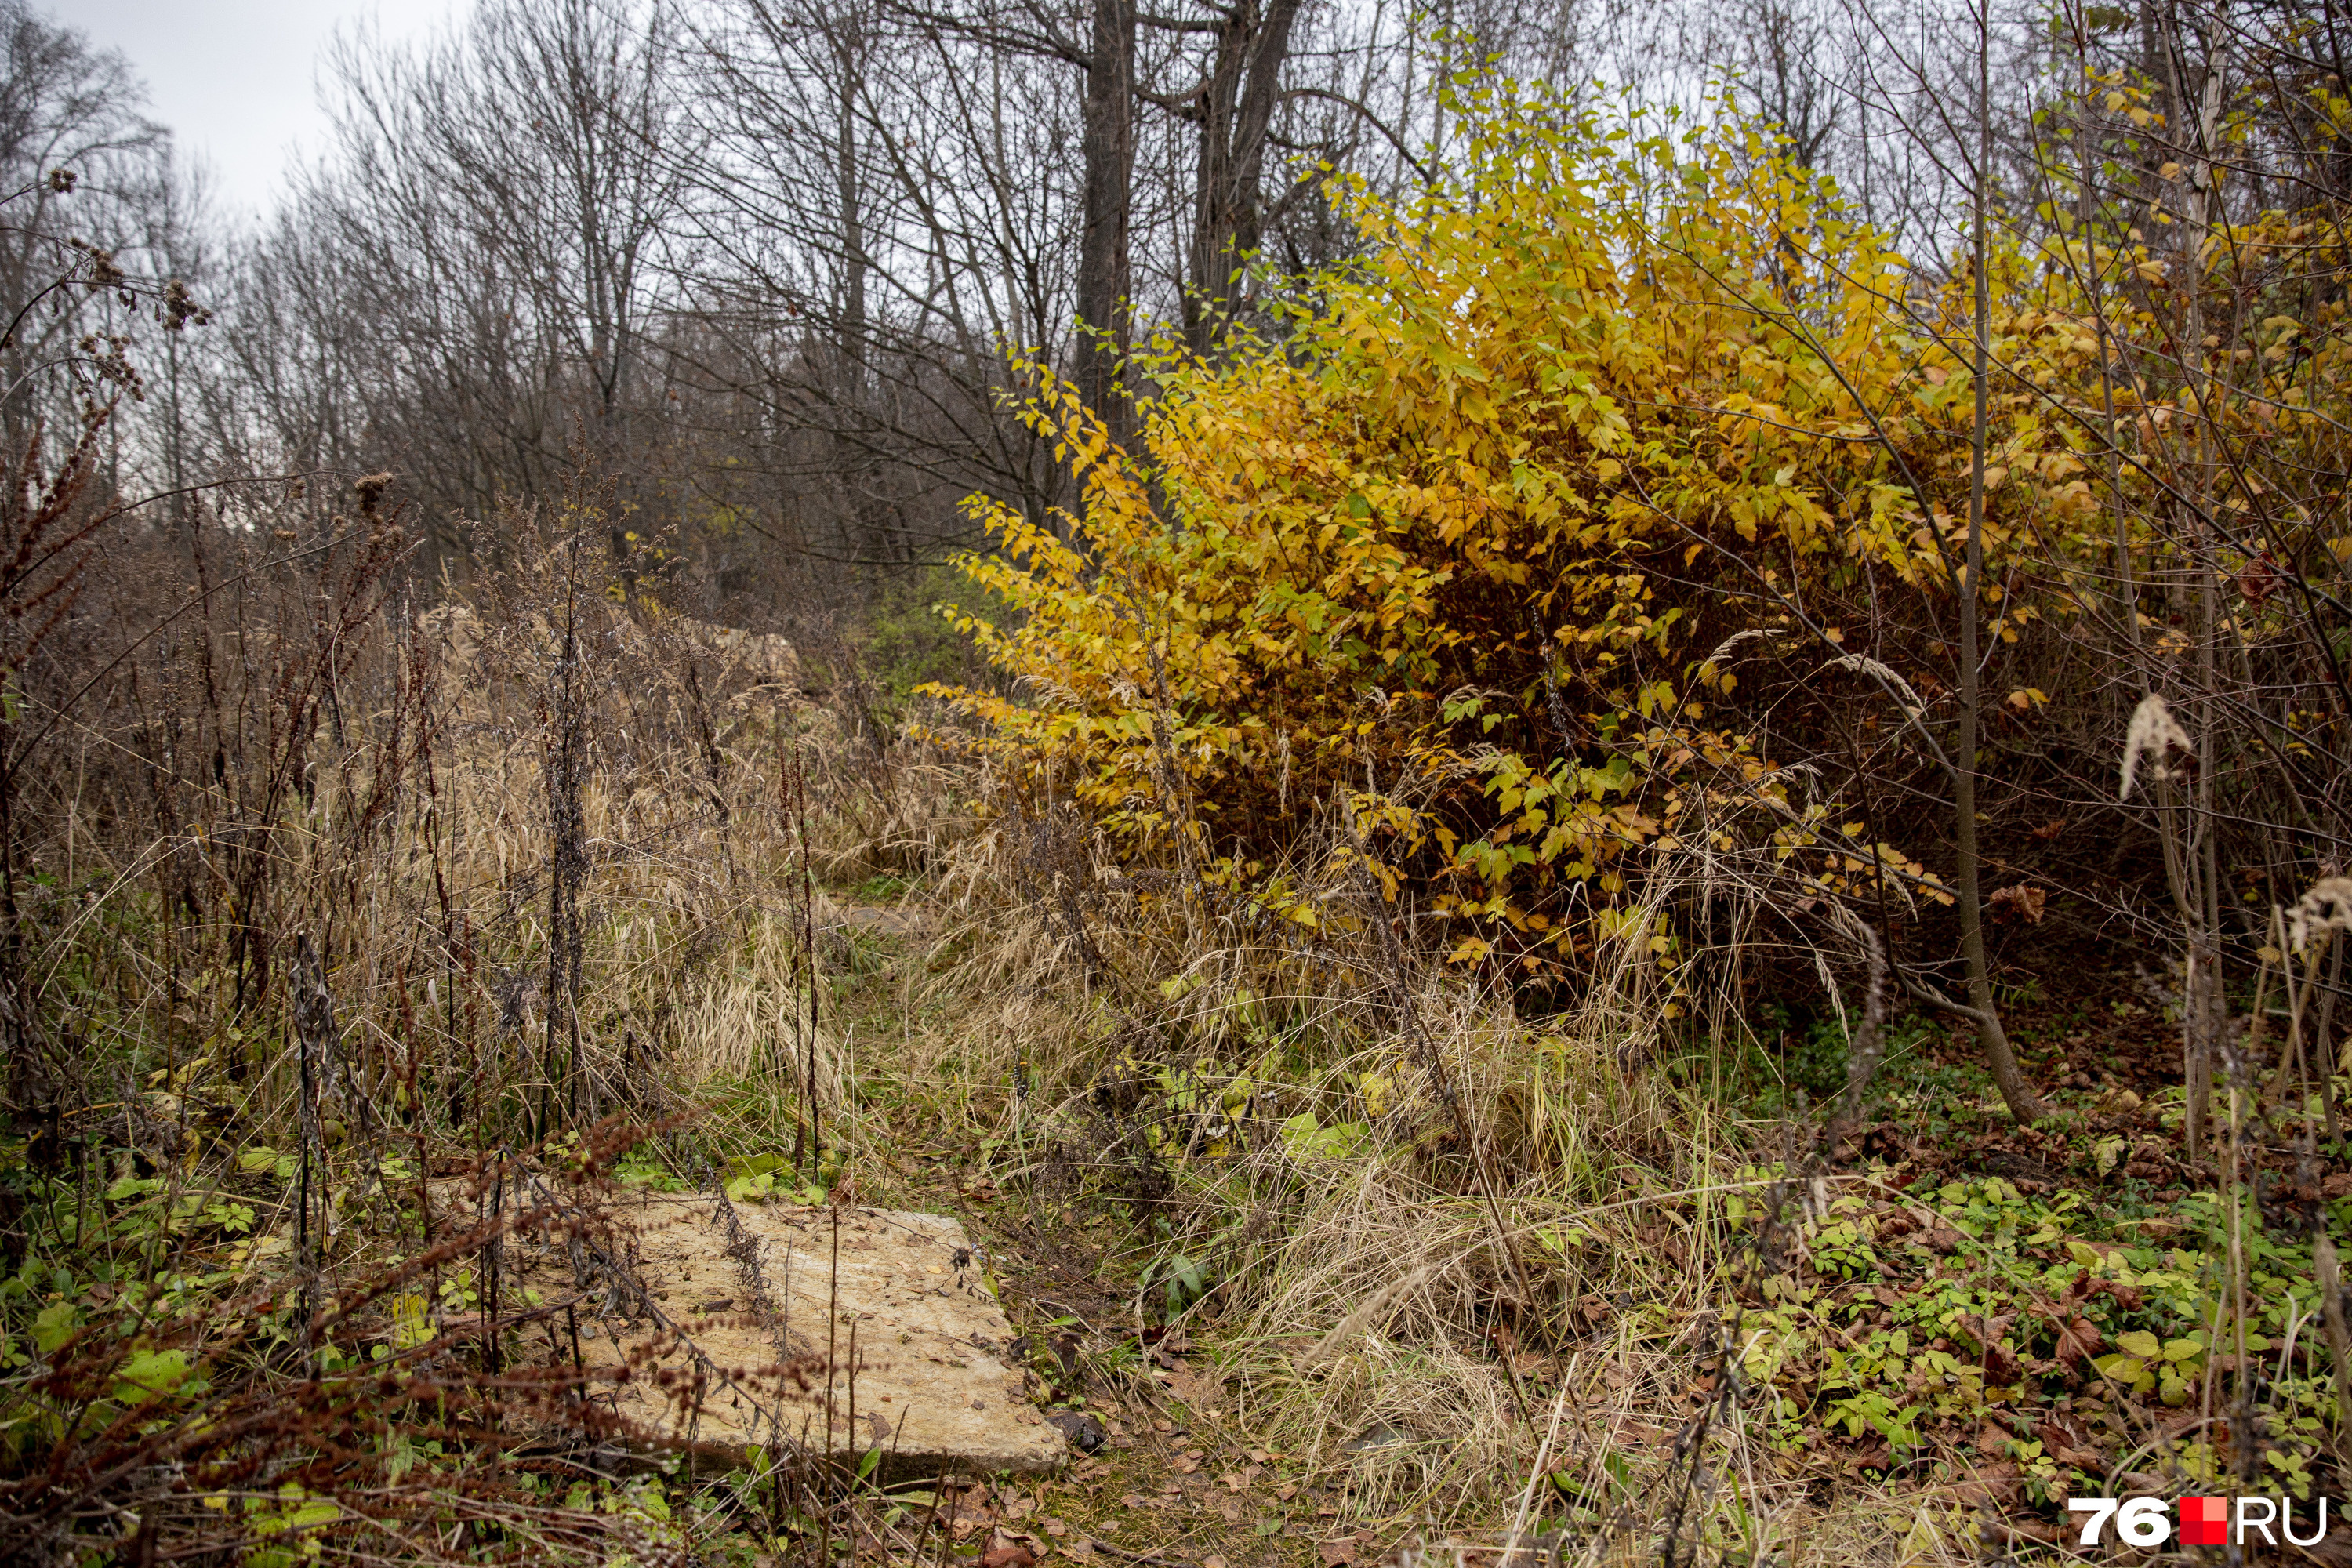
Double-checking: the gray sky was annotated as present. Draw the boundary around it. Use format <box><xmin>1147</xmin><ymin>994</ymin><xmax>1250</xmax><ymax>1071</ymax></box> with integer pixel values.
<box><xmin>67</xmin><ymin>0</ymin><xmax>466</xmax><ymax>223</ymax></box>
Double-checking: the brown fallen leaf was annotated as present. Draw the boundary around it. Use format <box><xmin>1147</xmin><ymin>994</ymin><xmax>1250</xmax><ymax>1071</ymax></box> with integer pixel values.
<box><xmin>2052</xmin><ymin>1314</ymin><xmax>2103</xmax><ymax>1368</ymax></box>
<box><xmin>1317</xmin><ymin>1542</ymin><xmax>1358</xmax><ymax>1566</ymax></box>
<box><xmin>2034</xmin><ymin>1417</ymin><xmax>2103</xmax><ymax>1468</ymax></box>
<box><xmin>982</xmin><ymin>1547</ymin><xmax>1036</xmax><ymax>1568</ymax></box>
<box><xmin>1218</xmin><ymin>1472</ymin><xmax>1246</xmax><ymax>1491</ymax></box>
<box><xmin>1988</xmin><ymin>884</ymin><xmax>2046</xmax><ymax>924</ymax></box>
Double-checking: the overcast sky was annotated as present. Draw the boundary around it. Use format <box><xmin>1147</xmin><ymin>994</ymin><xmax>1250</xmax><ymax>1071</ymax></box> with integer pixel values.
<box><xmin>65</xmin><ymin>0</ymin><xmax>466</xmax><ymax>223</ymax></box>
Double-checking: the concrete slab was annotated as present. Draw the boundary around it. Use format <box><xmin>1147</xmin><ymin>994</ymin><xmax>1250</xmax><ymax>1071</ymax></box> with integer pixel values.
<box><xmin>521</xmin><ymin>1192</ymin><xmax>1066</xmax><ymax>1476</ymax></box>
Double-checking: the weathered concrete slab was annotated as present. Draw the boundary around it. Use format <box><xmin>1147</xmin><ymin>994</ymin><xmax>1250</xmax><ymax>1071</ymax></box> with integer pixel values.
<box><xmin>524</xmin><ymin>1194</ymin><xmax>1066</xmax><ymax>1476</ymax></box>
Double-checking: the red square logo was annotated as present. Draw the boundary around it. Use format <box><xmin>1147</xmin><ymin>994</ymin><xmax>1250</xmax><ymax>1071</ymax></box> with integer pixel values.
<box><xmin>2180</xmin><ymin>1497</ymin><xmax>2228</xmax><ymax>1546</ymax></box>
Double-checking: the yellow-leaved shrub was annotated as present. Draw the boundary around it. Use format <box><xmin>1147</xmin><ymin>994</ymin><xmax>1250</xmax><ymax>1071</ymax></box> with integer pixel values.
<box><xmin>924</xmin><ymin>85</ymin><xmax>2348</xmax><ymax>982</ymax></box>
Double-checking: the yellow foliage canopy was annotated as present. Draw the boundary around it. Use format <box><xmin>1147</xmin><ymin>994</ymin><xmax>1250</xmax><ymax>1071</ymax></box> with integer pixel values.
<box><xmin>925</xmin><ymin>87</ymin><xmax>2350</xmax><ymax>973</ymax></box>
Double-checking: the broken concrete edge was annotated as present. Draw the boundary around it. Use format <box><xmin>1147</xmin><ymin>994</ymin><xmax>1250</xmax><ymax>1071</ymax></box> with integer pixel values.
<box><xmin>510</xmin><ymin>1192</ymin><xmax>1071</xmax><ymax>1481</ymax></box>
<box><xmin>527</xmin><ymin>1432</ymin><xmax>1060</xmax><ymax>1488</ymax></box>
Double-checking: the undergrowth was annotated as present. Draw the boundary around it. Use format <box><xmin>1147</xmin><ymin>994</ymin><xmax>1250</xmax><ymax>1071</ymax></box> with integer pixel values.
<box><xmin>0</xmin><ymin>376</ymin><xmax>2348</xmax><ymax>1568</ymax></box>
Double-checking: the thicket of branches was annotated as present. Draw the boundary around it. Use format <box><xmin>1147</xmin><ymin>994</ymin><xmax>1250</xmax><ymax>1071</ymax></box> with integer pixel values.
<box><xmin>7</xmin><ymin>0</ymin><xmax>2352</xmax><ymax>1555</ymax></box>
<box><xmin>2</xmin><ymin>0</ymin><xmax>2131</xmax><ymax>586</ymax></box>
<box><xmin>14</xmin><ymin>0</ymin><xmax>2352</xmax><ymax>1112</ymax></box>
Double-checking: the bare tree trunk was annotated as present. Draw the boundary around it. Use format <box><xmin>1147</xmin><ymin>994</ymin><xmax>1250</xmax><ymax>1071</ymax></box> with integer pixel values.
<box><xmin>1076</xmin><ymin>0</ymin><xmax>1136</xmax><ymax>437</ymax></box>
<box><xmin>2178</xmin><ymin>34</ymin><xmax>2230</xmax><ymax>1156</ymax></box>
<box><xmin>1183</xmin><ymin>0</ymin><xmax>1304</xmax><ymax>355</ymax></box>
<box><xmin>826</xmin><ymin>2</ymin><xmax>891</xmax><ymax>562</ymax></box>
<box><xmin>1962</xmin><ymin>0</ymin><xmax>2045</xmax><ymax>1123</ymax></box>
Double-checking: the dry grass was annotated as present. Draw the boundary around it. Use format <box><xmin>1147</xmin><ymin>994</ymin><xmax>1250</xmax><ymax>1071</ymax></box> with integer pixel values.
<box><xmin>797</xmin><ymin>797</ymin><xmax>2027</xmax><ymax>1564</ymax></box>
<box><xmin>6</xmin><ymin>502</ymin><xmax>2190</xmax><ymax>1566</ymax></box>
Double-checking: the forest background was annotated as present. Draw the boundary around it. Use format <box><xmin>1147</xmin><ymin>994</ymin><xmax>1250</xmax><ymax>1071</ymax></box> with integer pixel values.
<box><xmin>4</xmin><ymin>0</ymin><xmax>2352</xmax><ymax>1559</ymax></box>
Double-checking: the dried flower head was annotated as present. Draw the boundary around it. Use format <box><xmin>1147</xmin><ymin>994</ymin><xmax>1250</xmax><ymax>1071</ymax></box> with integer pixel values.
<box><xmin>1700</xmin><ymin>627</ymin><xmax>1784</xmax><ymax>669</ymax></box>
<box><xmin>2119</xmin><ymin>692</ymin><xmax>2192</xmax><ymax>800</ymax></box>
<box><xmin>354</xmin><ymin>472</ymin><xmax>394</xmax><ymax>515</ymax></box>
<box><xmin>45</xmin><ymin>167</ymin><xmax>74</xmax><ymax>193</ymax></box>
<box><xmin>2289</xmin><ymin>877</ymin><xmax>2352</xmax><ymax>954</ymax></box>
<box><xmin>1824</xmin><ymin>652</ymin><xmax>1926</xmax><ymax>720</ymax></box>
<box><xmin>162</xmin><ymin>278</ymin><xmax>210</xmax><ymax>332</ymax></box>
<box><xmin>72</xmin><ymin>241</ymin><xmax>124</xmax><ymax>293</ymax></box>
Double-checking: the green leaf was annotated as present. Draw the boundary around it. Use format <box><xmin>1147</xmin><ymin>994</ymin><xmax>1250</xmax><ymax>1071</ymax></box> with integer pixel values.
<box><xmin>1280</xmin><ymin>1113</ymin><xmax>1369</xmax><ymax>1160</ymax></box>
<box><xmin>113</xmin><ymin>1346</ymin><xmax>195</xmax><ymax>1405</ymax></box>
<box><xmin>724</xmin><ymin>1172</ymin><xmax>776</xmax><ymax>1203</ymax></box>
<box><xmin>32</xmin><ymin>1302</ymin><xmax>78</xmax><ymax>1354</ymax></box>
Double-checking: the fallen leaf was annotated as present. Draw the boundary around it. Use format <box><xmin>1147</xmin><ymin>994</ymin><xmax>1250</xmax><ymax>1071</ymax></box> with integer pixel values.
<box><xmin>1989</xmin><ymin>883</ymin><xmax>2046</xmax><ymax>924</ymax></box>
<box><xmin>1276</xmin><ymin>1483</ymin><xmax>1298</xmax><ymax>1501</ymax></box>
<box><xmin>1317</xmin><ymin>1542</ymin><xmax>1358</xmax><ymax>1566</ymax></box>
<box><xmin>981</xmin><ymin>1547</ymin><xmax>1036</xmax><ymax>1568</ymax></box>
<box><xmin>2034</xmin><ymin>1416</ymin><xmax>2102</xmax><ymax>1468</ymax></box>
<box><xmin>2052</xmin><ymin>1314</ymin><xmax>2103</xmax><ymax>1367</ymax></box>
<box><xmin>1218</xmin><ymin>1472</ymin><xmax>1246</xmax><ymax>1491</ymax></box>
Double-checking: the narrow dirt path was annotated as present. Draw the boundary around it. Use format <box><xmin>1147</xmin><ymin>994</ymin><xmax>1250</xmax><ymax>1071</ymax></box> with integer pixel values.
<box><xmin>819</xmin><ymin>894</ymin><xmax>1401</xmax><ymax>1568</ymax></box>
